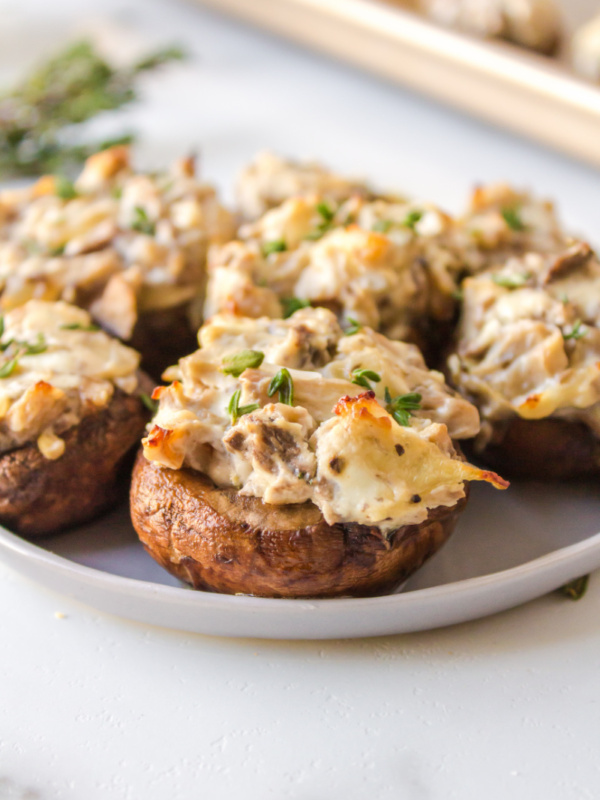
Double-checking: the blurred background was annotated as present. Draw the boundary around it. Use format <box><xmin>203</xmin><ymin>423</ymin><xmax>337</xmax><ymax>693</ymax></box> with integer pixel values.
<box><xmin>1</xmin><ymin>0</ymin><xmax>599</xmax><ymax>222</ymax></box>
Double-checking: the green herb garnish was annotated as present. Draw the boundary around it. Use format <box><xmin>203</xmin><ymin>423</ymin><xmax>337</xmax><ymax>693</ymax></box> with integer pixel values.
<box><xmin>501</xmin><ymin>206</ymin><xmax>526</xmax><ymax>232</ymax></box>
<box><xmin>262</xmin><ymin>239</ymin><xmax>287</xmax><ymax>257</ymax></box>
<box><xmin>451</xmin><ymin>288</ymin><xmax>464</xmax><ymax>302</ymax></box>
<box><xmin>403</xmin><ymin>210</ymin><xmax>423</xmax><ymax>231</ymax></box>
<box><xmin>0</xmin><ymin>316</ymin><xmax>4</xmax><ymax>338</ymax></box>
<box><xmin>305</xmin><ymin>200</ymin><xmax>337</xmax><ymax>241</ymax></box>
<box><xmin>55</xmin><ymin>176</ymin><xmax>78</xmax><ymax>200</ymax></box>
<box><xmin>22</xmin><ymin>333</ymin><xmax>47</xmax><ymax>355</ymax></box>
<box><xmin>221</xmin><ymin>349</ymin><xmax>265</xmax><ymax>377</ymax></box>
<box><xmin>281</xmin><ymin>297</ymin><xmax>311</xmax><ymax>319</ymax></box>
<box><xmin>140</xmin><ymin>393</ymin><xmax>159</xmax><ymax>414</ymax></box>
<box><xmin>344</xmin><ymin>317</ymin><xmax>363</xmax><ymax>336</ymax></box>
<box><xmin>563</xmin><ymin>319</ymin><xmax>587</xmax><ymax>341</ymax></box>
<box><xmin>0</xmin><ymin>40</ymin><xmax>186</xmax><ymax>178</ymax></box>
<box><xmin>267</xmin><ymin>368</ymin><xmax>294</xmax><ymax>405</ymax></box>
<box><xmin>227</xmin><ymin>389</ymin><xmax>260</xmax><ymax>424</ymax></box>
<box><xmin>131</xmin><ymin>206</ymin><xmax>155</xmax><ymax>236</ymax></box>
<box><xmin>0</xmin><ymin>356</ymin><xmax>19</xmax><ymax>378</ymax></box>
<box><xmin>316</xmin><ymin>201</ymin><xmax>334</xmax><ymax>222</ymax></box>
<box><xmin>561</xmin><ymin>575</ymin><xmax>589</xmax><ymax>600</ymax></box>
<box><xmin>351</xmin><ymin>368</ymin><xmax>381</xmax><ymax>390</ymax></box>
<box><xmin>49</xmin><ymin>244</ymin><xmax>66</xmax><ymax>257</ymax></box>
<box><xmin>491</xmin><ymin>273</ymin><xmax>530</xmax><ymax>289</ymax></box>
<box><xmin>372</xmin><ymin>219</ymin><xmax>392</xmax><ymax>233</ymax></box>
<box><xmin>385</xmin><ymin>387</ymin><xmax>422</xmax><ymax>426</ymax></box>
<box><xmin>60</xmin><ymin>322</ymin><xmax>100</xmax><ymax>332</ymax></box>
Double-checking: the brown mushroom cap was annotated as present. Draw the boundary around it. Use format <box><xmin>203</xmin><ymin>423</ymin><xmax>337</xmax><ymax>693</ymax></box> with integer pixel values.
<box><xmin>0</xmin><ymin>390</ymin><xmax>149</xmax><ymax>537</ymax></box>
<box><xmin>130</xmin><ymin>451</ymin><xmax>469</xmax><ymax>599</ymax></box>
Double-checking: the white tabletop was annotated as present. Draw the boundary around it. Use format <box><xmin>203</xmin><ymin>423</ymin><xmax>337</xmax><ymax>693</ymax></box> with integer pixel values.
<box><xmin>1</xmin><ymin>1</ymin><xmax>599</xmax><ymax>798</ymax></box>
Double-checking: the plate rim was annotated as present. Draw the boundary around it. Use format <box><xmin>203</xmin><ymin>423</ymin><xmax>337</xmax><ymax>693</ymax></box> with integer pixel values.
<box><xmin>1</xmin><ymin>521</ymin><xmax>599</xmax><ymax>615</ymax></box>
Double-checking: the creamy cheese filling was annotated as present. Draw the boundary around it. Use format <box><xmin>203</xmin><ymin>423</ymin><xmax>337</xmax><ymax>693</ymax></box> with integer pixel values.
<box><xmin>449</xmin><ymin>244</ymin><xmax>600</xmax><ymax>445</ymax></box>
<box><xmin>456</xmin><ymin>183</ymin><xmax>565</xmax><ymax>273</ymax></box>
<box><xmin>205</xmin><ymin>193</ymin><xmax>462</xmax><ymax>342</ymax></box>
<box><xmin>143</xmin><ymin>308</ymin><xmax>506</xmax><ymax>532</ymax></box>
<box><xmin>208</xmin><ymin>174</ymin><xmax>567</xmax><ymax>345</ymax></box>
<box><xmin>0</xmin><ymin>147</ymin><xmax>235</xmax><ymax>340</ymax></box>
<box><xmin>0</xmin><ymin>300</ymin><xmax>141</xmax><ymax>458</ymax></box>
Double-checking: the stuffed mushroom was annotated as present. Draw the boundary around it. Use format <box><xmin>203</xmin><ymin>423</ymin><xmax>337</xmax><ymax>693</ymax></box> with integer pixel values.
<box><xmin>0</xmin><ymin>300</ymin><xmax>150</xmax><ymax>536</ymax></box>
<box><xmin>448</xmin><ymin>242</ymin><xmax>600</xmax><ymax>478</ymax></box>
<box><xmin>0</xmin><ymin>146</ymin><xmax>235</xmax><ymax>377</ymax></box>
<box><xmin>130</xmin><ymin>307</ymin><xmax>507</xmax><ymax>598</ymax></box>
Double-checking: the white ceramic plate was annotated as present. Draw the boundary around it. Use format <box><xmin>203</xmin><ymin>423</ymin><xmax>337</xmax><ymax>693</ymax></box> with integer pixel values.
<box><xmin>0</xmin><ymin>480</ymin><xmax>598</xmax><ymax>639</ymax></box>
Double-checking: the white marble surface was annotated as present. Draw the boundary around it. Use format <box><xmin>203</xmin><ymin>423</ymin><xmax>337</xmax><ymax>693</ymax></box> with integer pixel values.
<box><xmin>0</xmin><ymin>0</ymin><xmax>599</xmax><ymax>797</ymax></box>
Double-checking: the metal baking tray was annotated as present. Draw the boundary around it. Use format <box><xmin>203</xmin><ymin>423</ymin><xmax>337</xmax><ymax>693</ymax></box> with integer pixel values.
<box><xmin>194</xmin><ymin>0</ymin><xmax>600</xmax><ymax>169</ymax></box>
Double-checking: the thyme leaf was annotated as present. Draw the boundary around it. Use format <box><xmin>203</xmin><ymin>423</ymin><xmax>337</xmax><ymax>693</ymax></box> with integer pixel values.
<box><xmin>561</xmin><ymin>575</ymin><xmax>589</xmax><ymax>600</ymax></box>
<box><xmin>385</xmin><ymin>387</ymin><xmax>422</xmax><ymax>426</ymax></box>
<box><xmin>227</xmin><ymin>389</ymin><xmax>260</xmax><ymax>424</ymax></box>
<box><xmin>0</xmin><ymin>357</ymin><xmax>19</xmax><ymax>378</ymax></box>
<box><xmin>55</xmin><ymin>176</ymin><xmax>78</xmax><ymax>200</ymax></box>
<box><xmin>131</xmin><ymin>206</ymin><xmax>155</xmax><ymax>236</ymax></box>
<box><xmin>403</xmin><ymin>210</ymin><xmax>423</xmax><ymax>231</ymax></box>
<box><xmin>501</xmin><ymin>206</ymin><xmax>526</xmax><ymax>232</ymax></box>
<box><xmin>267</xmin><ymin>368</ymin><xmax>294</xmax><ymax>405</ymax></box>
<box><xmin>281</xmin><ymin>297</ymin><xmax>311</xmax><ymax>319</ymax></box>
<box><xmin>563</xmin><ymin>319</ymin><xmax>587</xmax><ymax>341</ymax></box>
<box><xmin>491</xmin><ymin>272</ymin><xmax>530</xmax><ymax>289</ymax></box>
<box><xmin>221</xmin><ymin>349</ymin><xmax>265</xmax><ymax>377</ymax></box>
<box><xmin>351</xmin><ymin>368</ymin><xmax>381</xmax><ymax>390</ymax></box>
<box><xmin>262</xmin><ymin>239</ymin><xmax>287</xmax><ymax>257</ymax></box>
<box><xmin>140</xmin><ymin>393</ymin><xmax>159</xmax><ymax>414</ymax></box>
<box><xmin>372</xmin><ymin>219</ymin><xmax>392</xmax><ymax>233</ymax></box>
<box><xmin>60</xmin><ymin>322</ymin><xmax>100</xmax><ymax>332</ymax></box>
<box><xmin>343</xmin><ymin>317</ymin><xmax>363</xmax><ymax>336</ymax></box>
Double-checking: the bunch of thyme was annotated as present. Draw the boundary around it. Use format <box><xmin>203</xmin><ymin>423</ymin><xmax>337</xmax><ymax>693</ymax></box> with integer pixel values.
<box><xmin>0</xmin><ymin>40</ymin><xmax>185</xmax><ymax>178</ymax></box>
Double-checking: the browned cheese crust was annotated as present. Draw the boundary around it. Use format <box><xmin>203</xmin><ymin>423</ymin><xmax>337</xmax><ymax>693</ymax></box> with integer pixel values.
<box><xmin>474</xmin><ymin>417</ymin><xmax>600</xmax><ymax>481</ymax></box>
<box><xmin>0</xmin><ymin>391</ymin><xmax>149</xmax><ymax>537</ymax></box>
<box><xmin>130</xmin><ymin>452</ymin><xmax>468</xmax><ymax>599</ymax></box>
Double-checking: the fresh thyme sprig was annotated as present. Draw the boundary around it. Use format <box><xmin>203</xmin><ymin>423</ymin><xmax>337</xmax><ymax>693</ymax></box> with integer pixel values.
<box><xmin>267</xmin><ymin>368</ymin><xmax>294</xmax><ymax>405</ymax></box>
<box><xmin>0</xmin><ymin>40</ymin><xmax>186</xmax><ymax>178</ymax></box>
<box><xmin>385</xmin><ymin>387</ymin><xmax>422</xmax><ymax>426</ymax></box>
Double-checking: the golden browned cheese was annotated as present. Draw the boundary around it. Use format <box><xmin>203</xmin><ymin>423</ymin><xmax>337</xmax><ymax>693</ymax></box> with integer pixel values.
<box><xmin>0</xmin><ymin>300</ymin><xmax>141</xmax><ymax>458</ymax></box>
<box><xmin>142</xmin><ymin>307</ymin><xmax>506</xmax><ymax>533</ymax></box>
